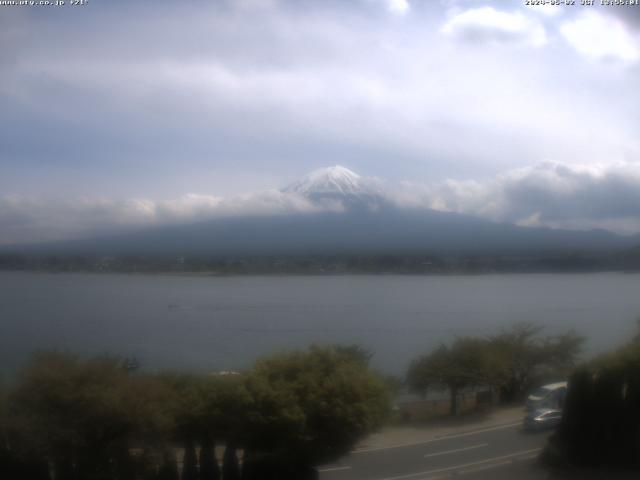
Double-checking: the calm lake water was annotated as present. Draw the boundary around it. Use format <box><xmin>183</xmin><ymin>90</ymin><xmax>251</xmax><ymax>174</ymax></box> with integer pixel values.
<box><xmin>2</xmin><ymin>271</ymin><xmax>640</xmax><ymax>377</ymax></box>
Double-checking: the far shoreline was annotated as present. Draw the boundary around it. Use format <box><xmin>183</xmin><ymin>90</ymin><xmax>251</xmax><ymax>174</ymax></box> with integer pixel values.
<box><xmin>0</xmin><ymin>268</ymin><xmax>638</xmax><ymax>278</ymax></box>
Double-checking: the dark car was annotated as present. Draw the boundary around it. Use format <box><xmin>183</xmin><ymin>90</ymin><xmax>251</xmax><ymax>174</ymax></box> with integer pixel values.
<box><xmin>523</xmin><ymin>408</ymin><xmax>563</xmax><ymax>432</ymax></box>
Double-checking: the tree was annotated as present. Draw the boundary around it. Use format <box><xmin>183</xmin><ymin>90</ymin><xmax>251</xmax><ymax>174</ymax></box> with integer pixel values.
<box><xmin>332</xmin><ymin>344</ymin><xmax>373</xmax><ymax>366</ymax></box>
<box><xmin>158</xmin><ymin>373</ymin><xmax>208</xmax><ymax>443</ymax></box>
<box><xmin>541</xmin><ymin>330</ymin><xmax>585</xmax><ymax>371</ymax></box>
<box><xmin>3</xmin><ymin>346</ymin><xmax>389</xmax><ymax>480</ymax></box>
<box><xmin>407</xmin><ymin>337</ymin><xmax>507</xmax><ymax>415</ymax></box>
<box><xmin>240</xmin><ymin>346</ymin><xmax>390</xmax><ymax>476</ymax></box>
<box><xmin>11</xmin><ymin>353</ymin><xmax>136</xmax><ymax>479</ymax></box>
<box><xmin>489</xmin><ymin>323</ymin><xmax>584</xmax><ymax>402</ymax></box>
<box><xmin>0</xmin><ymin>400</ymin><xmax>51</xmax><ymax>480</ymax></box>
<box><xmin>545</xmin><ymin>324</ymin><xmax>640</xmax><ymax>468</ymax></box>
<box><xmin>8</xmin><ymin>352</ymin><xmax>174</xmax><ymax>480</ymax></box>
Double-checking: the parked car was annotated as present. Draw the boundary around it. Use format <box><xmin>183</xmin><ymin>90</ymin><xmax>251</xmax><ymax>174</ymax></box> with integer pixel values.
<box><xmin>523</xmin><ymin>408</ymin><xmax>563</xmax><ymax>432</ymax></box>
<box><xmin>526</xmin><ymin>381</ymin><xmax>567</xmax><ymax>411</ymax></box>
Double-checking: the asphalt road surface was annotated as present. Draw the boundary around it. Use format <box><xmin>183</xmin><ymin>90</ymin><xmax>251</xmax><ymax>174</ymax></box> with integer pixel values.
<box><xmin>319</xmin><ymin>422</ymin><xmax>551</xmax><ymax>480</ymax></box>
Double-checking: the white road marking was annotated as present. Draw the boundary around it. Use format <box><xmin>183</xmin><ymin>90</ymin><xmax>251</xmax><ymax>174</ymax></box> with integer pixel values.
<box><xmin>352</xmin><ymin>422</ymin><xmax>521</xmax><ymax>454</ymax></box>
<box><xmin>317</xmin><ymin>465</ymin><xmax>352</xmax><ymax>473</ymax></box>
<box><xmin>423</xmin><ymin>443</ymin><xmax>488</xmax><ymax>458</ymax></box>
<box><xmin>374</xmin><ymin>447</ymin><xmax>542</xmax><ymax>480</ymax></box>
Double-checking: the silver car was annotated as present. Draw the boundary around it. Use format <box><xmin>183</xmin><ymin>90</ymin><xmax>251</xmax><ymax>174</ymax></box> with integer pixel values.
<box><xmin>523</xmin><ymin>408</ymin><xmax>563</xmax><ymax>432</ymax></box>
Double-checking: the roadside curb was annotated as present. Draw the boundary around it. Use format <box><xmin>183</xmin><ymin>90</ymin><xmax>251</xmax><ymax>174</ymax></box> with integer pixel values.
<box><xmin>351</xmin><ymin>421</ymin><xmax>522</xmax><ymax>454</ymax></box>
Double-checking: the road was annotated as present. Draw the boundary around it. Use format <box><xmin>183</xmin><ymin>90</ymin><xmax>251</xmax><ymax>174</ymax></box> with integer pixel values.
<box><xmin>319</xmin><ymin>422</ymin><xmax>550</xmax><ymax>480</ymax></box>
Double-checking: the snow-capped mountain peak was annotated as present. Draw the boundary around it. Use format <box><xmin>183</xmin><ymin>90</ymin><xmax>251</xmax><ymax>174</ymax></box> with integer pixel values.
<box><xmin>283</xmin><ymin>165</ymin><xmax>387</xmax><ymax>211</ymax></box>
<box><xmin>284</xmin><ymin>165</ymin><xmax>363</xmax><ymax>196</ymax></box>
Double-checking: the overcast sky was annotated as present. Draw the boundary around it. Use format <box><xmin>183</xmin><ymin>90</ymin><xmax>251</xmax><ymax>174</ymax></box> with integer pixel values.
<box><xmin>2</xmin><ymin>0</ymin><xmax>640</xmax><ymax>244</ymax></box>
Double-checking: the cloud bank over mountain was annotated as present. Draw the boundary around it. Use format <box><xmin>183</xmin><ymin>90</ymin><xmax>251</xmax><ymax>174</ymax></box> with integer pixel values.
<box><xmin>396</xmin><ymin>162</ymin><xmax>640</xmax><ymax>235</ymax></box>
<box><xmin>0</xmin><ymin>189</ymin><xmax>321</xmax><ymax>246</ymax></box>
<box><xmin>3</xmin><ymin>162</ymin><xmax>640</xmax><ymax>246</ymax></box>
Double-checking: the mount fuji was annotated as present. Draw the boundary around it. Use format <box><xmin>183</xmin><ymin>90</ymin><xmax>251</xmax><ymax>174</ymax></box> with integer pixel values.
<box><xmin>285</xmin><ymin>165</ymin><xmax>366</xmax><ymax>197</ymax></box>
<box><xmin>283</xmin><ymin>165</ymin><xmax>386</xmax><ymax>211</ymax></box>
<box><xmin>7</xmin><ymin>166</ymin><xmax>638</xmax><ymax>257</ymax></box>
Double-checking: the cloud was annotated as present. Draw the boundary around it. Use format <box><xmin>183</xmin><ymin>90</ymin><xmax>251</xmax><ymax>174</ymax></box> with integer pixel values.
<box><xmin>560</xmin><ymin>11</ymin><xmax>640</xmax><ymax>63</ymax></box>
<box><xmin>0</xmin><ymin>196</ymin><xmax>159</xmax><ymax>246</ymax></box>
<box><xmin>441</xmin><ymin>7</ymin><xmax>546</xmax><ymax>47</ymax></box>
<box><xmin>387</xmin><ymin>0</ymin><xmax>410</xmax><ymax>15</ymax></box>
<box><xmin>395</xmin><ymin>162</ymin><xmax>640</xmax><ymax>234</ymax></box>
<box><xmin>0</xmin><ymin>189</ymin><xmax>333</xmax><ymax>246</ymax></box>
<box><xmin>1</xmin><ymin>1</ymin><xmax>638</xmax><ymax>204</ymax></box>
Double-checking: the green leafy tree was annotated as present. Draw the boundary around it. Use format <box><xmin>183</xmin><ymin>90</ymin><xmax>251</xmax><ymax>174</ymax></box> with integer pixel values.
<box><xmin>332</xmin><ymin>344</ymin><xmax>373</xmax><ymax>366</ymax></box>
<box><xmin>546</xmin><ymin>324</ymin><xmax>640</xmax><ymax>468</ymax></box>
<box><xmin>408</xmin><ymin>337</ymin><xmax>507</xmax><ymax>415</ymax></box>
<box><xmin>241</xmin><ymin>346</ymin><xmax>390</xmax><ymax>476</ymax></box>
<box><xmin>489</xmin><ymin>323</ymin><xmax>584</xmax><ymax>401</ymax></box>
<box><xmin>3</xmin><ymin>346</ymin><xmax>389</xmax><ymax>480</ymax></box>
<box><xmin>9</xmin><ymin>352</ymin><xmax>174</xmax><ymax>480</ymax></box>
<box><xmin>197</xmin><ymin>374</ymin><xmax>253</xmax><ymax>451</ymax></box>
<box><xmin>0</xmin><ymin>399</ymin><xmax>51</xmax><ymax>480</ymax></box>
<box><xmin>157</xmin><ymin>373</ymin><xmax>207</xmax><ymax>442</ymax></box>
<box><xmin>541</xmin><ymin>330</ymin><xmax>584</xmax><ymax>370</ymax></box>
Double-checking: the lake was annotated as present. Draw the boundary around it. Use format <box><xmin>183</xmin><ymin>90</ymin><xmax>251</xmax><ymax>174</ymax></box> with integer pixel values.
<box><xmin>1</xmin><ymin>271</ymin><xmax>639</xmax><ymax>377</ymax></box>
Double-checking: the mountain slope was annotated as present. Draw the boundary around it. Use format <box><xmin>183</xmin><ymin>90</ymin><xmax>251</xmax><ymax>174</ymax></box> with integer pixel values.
<box><xmin>13</xmin><ymin>204</ymin><xmax>637</xmax><ymax>257</ymax></box>
<box><xmin>4</xmin><ymin>166</ymin><xmax>638</xmax><ymax>257</ymax></box>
